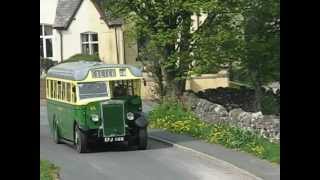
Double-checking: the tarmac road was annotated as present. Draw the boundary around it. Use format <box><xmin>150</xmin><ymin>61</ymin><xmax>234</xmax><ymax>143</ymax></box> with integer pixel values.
<box><xmin>40</xmin><ymin>101</ymin><xmax>258</xmax><ymax>180</ymax></box>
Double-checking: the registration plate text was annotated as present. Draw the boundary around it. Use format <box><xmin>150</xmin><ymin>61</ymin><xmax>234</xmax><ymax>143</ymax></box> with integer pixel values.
<box><xmin>104</xmin><ymin>137</ymin><xmax>124</xmax><ymax>142</ymax></box>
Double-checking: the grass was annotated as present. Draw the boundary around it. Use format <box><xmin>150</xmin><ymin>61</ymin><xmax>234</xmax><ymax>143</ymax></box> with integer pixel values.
<box><xmin>40</xmin><ymin>160</ymin><xmax>60</xmax><ymax>180</ymax></box>
<box><xmin>149</xmin><ymin>101</ymin><xmax>280</xmax><ymax>164</ymax></box>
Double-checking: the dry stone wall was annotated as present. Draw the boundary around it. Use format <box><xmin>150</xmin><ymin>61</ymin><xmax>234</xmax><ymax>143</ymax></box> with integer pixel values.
<box><xmin>182</xmin><ymin>92</ymin><xmax>280</xmax><ymax>143</ymax></box>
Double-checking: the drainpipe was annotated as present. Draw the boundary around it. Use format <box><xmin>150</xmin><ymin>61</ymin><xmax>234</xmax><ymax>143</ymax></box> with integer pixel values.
<box><xmin>122</xmin><ymin>27</ymin><xmax>126</xmax><ymax>64</ymax></box>
<box><xmin>58</xmin><ymin>30</ymin><xmax>63</xmax><ymax>62</ymax></box>
<box><xmin>114</xmin><ymin>27</ymin><xmax>120</xmax><ymax>64</ymax></box>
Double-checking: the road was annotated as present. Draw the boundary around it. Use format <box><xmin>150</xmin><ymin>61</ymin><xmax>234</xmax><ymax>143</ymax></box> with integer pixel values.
<box><xmin>40</xmin><ymin>101</ymin><xmax>258</xmax><ymax>180</ymax></box>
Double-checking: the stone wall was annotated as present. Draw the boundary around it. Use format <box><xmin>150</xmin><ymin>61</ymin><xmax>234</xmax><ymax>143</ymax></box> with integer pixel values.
<box><xmin>182</xmin><ymin>92</ymin><xmax>280</xmax><ymax>143</ymax></box>
<box><xmin>195</xmin><ymin>87</ymin><xmax>280</xmax><ymax>115</ymax></box>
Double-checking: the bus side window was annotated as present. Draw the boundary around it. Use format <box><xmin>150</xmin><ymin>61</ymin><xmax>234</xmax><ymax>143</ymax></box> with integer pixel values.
<box><xmin>61</xmin><ymin>82</ymin><xmax>65</xmax><ymax>101</ymax></box>
<box><xmin>57</xmin><ymin>81</ymin><xmax>62</xmax><ymax>100</ymax></box>
<box><xmin>46</xmin><ymin>80</ymin><xmax>49</xmax><ymax>98</ymax></box>
<box><xmin>66</xmin><ymin>83</ymin><xmax>71</xmax><ymax>102</ymax></box>
<box><xmin>48</xmin><ymin>80</ymin><xmax>52</xmax><ymax>98</ymax></box>
<box><xmin>133</xmin><ymin>80</ymin><xmax>141</xmax><ymax>96</ymax></box>
<box><xmin>71</xmin><ymin>85</ymin><xmax>77</xmax><ymax>103</ymax></box>
<box><xmin>53</xmin><ymin>81</ymin><xmax>57</xmax><ymax>99</ymax></box>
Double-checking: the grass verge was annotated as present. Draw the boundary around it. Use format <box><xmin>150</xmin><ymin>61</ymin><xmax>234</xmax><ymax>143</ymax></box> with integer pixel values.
<box><xmin>149</xmin><ymin>101</ymin><xmax>280</xmax><ymax>164</ymax></box>
<box><xmin>40</xmin><ymin>159</ymin><xmax>60</xmax><ymax>180</ymax></box>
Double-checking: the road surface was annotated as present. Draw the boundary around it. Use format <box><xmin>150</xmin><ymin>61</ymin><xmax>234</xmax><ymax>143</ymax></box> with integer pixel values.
<box><xmin>40</xmin><ymin>100</ymin><xmax>258</xmax><ymax>180</ymax></box>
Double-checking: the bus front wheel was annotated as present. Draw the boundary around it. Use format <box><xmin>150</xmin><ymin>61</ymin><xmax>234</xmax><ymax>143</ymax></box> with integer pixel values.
<box><xmin>137</xmin><ymin>127</ymin><xmax>148</xmax><ymax>150</ymax></box>
<box><xmin>75</xmin><ymin>126</ymin><xmax>88</xmax><ymax>153</ymax></box>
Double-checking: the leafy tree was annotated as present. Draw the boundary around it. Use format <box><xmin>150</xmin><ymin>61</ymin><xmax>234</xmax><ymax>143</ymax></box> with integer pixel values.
<box><xmin>194</xmin><ymin>0</ymin><xmax>280</xmax><ymax>111</ymax></box>
<box><xmin>102</xmin><ymin>0</ymin><xmax>242</xmax><ymax>98</ymax></box>
<box><xmin>239</xmin><ymin>0</ymin><xmax>280</xmax><ymax>111</ymax></box>
<box><xmin>101</xmin><ymin>0</ymin><xmax>280</xmax><ymax>111</ymax></box>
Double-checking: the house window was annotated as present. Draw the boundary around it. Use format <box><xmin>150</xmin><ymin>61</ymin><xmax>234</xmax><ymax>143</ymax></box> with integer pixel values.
<box><xmin>40</xmin><ymin>24</ymin><xmax>53</xmax><ymax>59</ymax></box>
<box><xmin>81</xmin><ymin>32</ymin><xmax>99</xmax><ymax>55</ymax></box>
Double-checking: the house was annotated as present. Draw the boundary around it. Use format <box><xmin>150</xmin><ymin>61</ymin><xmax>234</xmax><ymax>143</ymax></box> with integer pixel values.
<box><xmin>40</xmin><ymin>0</ymin><xmax>138</xmax><ymax>64</ymax></box>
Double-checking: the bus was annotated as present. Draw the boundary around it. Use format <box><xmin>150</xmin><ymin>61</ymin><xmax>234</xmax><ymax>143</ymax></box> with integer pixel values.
<box><xmin>45</xmin><ymin>61</ymin><xmax>148</xmax><ymax>153</ymax></box>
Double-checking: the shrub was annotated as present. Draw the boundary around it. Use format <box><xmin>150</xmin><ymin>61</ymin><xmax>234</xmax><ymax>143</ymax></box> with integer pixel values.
<box><xmin>40</xmin><ymin>159</ymin><xmax>60</xmax><ymax>180</ymax></box>
<box><xmin>40</xmin><ymin>57</ymin><xmax>57</xmax><ymax>76</ymax></box>
<box><xmin>261</xmin><ymin>93</ymin><xmax>280</xmax><ymax>115</ymax></box>
<box><xmin>63</xmin><ymin>53</ymin><xmax>101</xmax><ymax>63</ymax></box>
<box><xmin>149</xmin><ymin>101</ymin><xmax>280</xmax><ymax>163</ymax></box>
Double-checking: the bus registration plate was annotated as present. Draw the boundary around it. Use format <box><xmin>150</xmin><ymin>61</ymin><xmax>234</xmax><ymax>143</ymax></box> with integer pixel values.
<box><xmin>105</xmin><ymin>137</ymin><xmax>124</xmax><ymax>142</ymax></box>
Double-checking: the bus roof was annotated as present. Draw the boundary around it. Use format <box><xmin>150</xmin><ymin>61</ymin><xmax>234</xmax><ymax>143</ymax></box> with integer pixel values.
<box><xmin>47</xmin><ymin>61</ymin><xmax>143</xmax><ymax>81</ymax></box>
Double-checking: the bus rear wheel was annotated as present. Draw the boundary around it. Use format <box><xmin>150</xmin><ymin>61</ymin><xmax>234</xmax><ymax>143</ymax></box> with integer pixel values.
<box><xmin>53</xmin><ymin>123</ymin><xmax>61</xmax><ymax>144</ymax></box>
<box><xmin>75</xmin><ymin>126</ymin><xmax>88</xmax><ymax>153</ymax></box>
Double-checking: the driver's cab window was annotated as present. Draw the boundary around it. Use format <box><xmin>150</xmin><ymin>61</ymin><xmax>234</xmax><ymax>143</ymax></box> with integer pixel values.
<box><xmin>110</xmin><ymin>80</ymin><xmax>134</xmax><ymax>97</ymax></box>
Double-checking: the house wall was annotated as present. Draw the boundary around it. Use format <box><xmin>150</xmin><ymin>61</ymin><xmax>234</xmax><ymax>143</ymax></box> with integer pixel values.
<box><xmin>185</xmin><ymin>73</ymin><xmax>229</xmax><ymax>93</ymax></box>
<box><xmin>124</xmin><ymin>33</ymin><xmax>139</xmax><ymax>65</ymax></box>
<box><xmin>40</xmin><ymin>0</ymin><xmax>59</xmax><ymax>61</ymax></box>
<box><xmin>40</xmin><ymin>0</ymin><xmax>58</xmax><ymax>24</ymax></box>
<box><xmin>54</xmin><ymin>0</ymin><xmax>125</xmax><ymax>64</ymax></box>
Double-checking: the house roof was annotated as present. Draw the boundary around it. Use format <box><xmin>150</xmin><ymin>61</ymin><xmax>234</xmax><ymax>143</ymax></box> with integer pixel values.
<box><xmin>53</xmin><ymin>0</ymin><xmax>123</xmax><ymax>30</ymax></box>
<box><xmin>47</xmin><ymin>61</ymin><xmax>143</xmax><ymax>81</ymax></box>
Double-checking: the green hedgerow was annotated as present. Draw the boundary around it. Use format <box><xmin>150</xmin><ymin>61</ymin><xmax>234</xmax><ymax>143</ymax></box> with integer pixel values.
<box><xmin>149</xmin><ymin>101</ymin><xmax>280</xmax><ymax>164</ymax></box>
<box><xmin>63</xmin><ymin>53</ymin><xmax>101</xmax><ymax>63</ymax></box>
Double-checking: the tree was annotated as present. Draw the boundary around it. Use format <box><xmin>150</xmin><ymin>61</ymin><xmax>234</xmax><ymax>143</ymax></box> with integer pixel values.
<box><xmin>239</xmin><ymin>0</ymin><xmax>280</xmax><ymax>111</ymax></box>
<box><xmin>102</xmin><ymin>0</ymin><xmax>242</xmax><ymax>98</ymax></box>
<box><xmin>102</xmin><ymin>0</ymin><xmax>280</xmax><ymax>110</ymax></box>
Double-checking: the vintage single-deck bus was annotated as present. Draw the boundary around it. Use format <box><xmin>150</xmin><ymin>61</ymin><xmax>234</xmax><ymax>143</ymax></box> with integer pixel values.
<box><xmin>45</xmin><ymin>61</ymin><xmax>148</xmax><ymax>153</ymax></box>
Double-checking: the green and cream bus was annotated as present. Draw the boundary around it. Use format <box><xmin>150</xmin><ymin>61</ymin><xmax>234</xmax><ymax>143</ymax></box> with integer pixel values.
<box><xmin>45</xmin><ymin>61</ymin><xmax>148</xmax><ymax>153</ymax></box>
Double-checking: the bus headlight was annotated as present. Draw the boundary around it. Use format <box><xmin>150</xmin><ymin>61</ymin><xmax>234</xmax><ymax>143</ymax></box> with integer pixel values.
<box><xmin>127</xmin><ymin>112</ymin><xmax>134</xmax><ymax>120</ymax></box>
<box><xmin>91</xmin><ymin>114</ymin><xmax>99</xmax><ymax>122</ymax></box>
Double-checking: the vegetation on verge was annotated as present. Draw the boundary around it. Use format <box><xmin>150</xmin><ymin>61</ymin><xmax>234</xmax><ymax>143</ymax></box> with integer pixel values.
<box><xmin>149</xmin><ymin>101</ymin><xmax>280</xmax><ymax>164</ymax></box>
<box><xmin>63</xmin><ymin>53</ymin><xmax>101</xmax><ymax>63</ymax></box>
<box><xmin>40</xmin><ymin>160</ymin><xmax>60</xmax><ymax>180</ymax></box>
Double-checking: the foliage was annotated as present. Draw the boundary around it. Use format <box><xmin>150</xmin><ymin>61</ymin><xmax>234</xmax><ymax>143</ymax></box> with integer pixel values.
<box><xmin>261</xmin><ymin>92</ymin><xmax>280</xmax><ymax>115</ymax></box>
<box><xmin>102</xmin><ymin>0</ymin><xmax>244</xmax><ymax>97</ymax></box>
<box><xmin>237</xmin><ymin>0</ymin><xmax>280</xmax><ymax>110</ymax></box>
<box><xmin>40</xmin><ymin>57</ymin><xmax>57</xmax><ymax>76</ymax></box>
<box><xmin>149</xmin><ymin>101</ymin><xmax>280</xmax><ymax>163</ymax></box>
<box><xmin>63</xmin><ymin>54</ymin><xmax>101</xmax><ymax>63</ymax></box>
<box><xmin>40</xmin><ymin>160</ymin><xmax>60</xmax><ymax>180</ymax></box>
<box><xmin>103</xmin><ymin>0</ymin><xmax>280</xmax><ymax>109</ymax></box>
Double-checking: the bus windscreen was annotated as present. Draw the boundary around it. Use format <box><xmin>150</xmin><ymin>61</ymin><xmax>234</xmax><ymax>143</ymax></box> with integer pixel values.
<box><xmin>78</xmin><ymin>82</ymin><xmax>108</xmax><ymax>99</ymax></box>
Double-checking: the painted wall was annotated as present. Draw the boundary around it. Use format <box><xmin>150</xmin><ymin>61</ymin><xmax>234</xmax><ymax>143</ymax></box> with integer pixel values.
<box><xmin>40</xmin><ymin>0</ymin><xmax>58</xmax><ymax>24</ymax></box>
<box><xmin>123</xmin><ymin>32</ymin><xmax>141</xmax><ymax>67</ymax></box>
<box><xmin>40</xmin><ymin>0</ymin><xmax>59</xmax><ymax>61</ymax></box>
<box><xmin>185</xmin><ymin>74</ymin><xmax>229</xmax><ymax>93</ymax></box>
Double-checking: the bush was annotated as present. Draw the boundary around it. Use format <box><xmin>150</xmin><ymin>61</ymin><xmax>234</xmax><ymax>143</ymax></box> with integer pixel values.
<box><xmin>149</xmin><ymin>101</ymin><xmax>280</xmax><ymax>164</ymax></box>
<box><xmin>40</xmin><ymin>57</ymin><xmax>57</xmax><ymax>76</ymax></box>
<box><xmin>261</xmin><ymin>93</ymin><xmax>280</xmax><ymax>115</ymax></box>
<box><xmin>63</xmin><ymin>53</ymin><xmax>101</xmax><ymax>63</ymax></box>
<box><xmin>40</xmin><ymin>159</ymin><xmax>59</xmax><ymax>180</ymax></box>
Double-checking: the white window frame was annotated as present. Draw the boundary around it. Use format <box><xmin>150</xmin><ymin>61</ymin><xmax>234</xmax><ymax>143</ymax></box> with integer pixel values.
<box><xmin>81</xmin><ymin>32</ymin><xmax>99</xmax><ymax>55</ymax></box>
<box><xmin>40</xmin><ymin>24</ymin><xmax>53</xmax><ymax>59</ymax></box>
